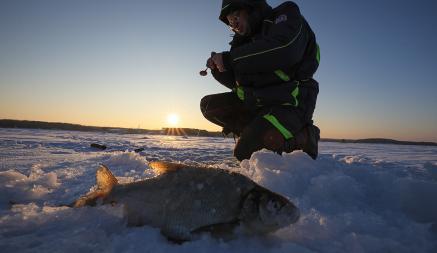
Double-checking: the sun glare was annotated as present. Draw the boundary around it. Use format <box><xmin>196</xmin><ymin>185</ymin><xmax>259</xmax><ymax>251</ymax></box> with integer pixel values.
<box><xmin>166</xmin><ymin>113</ymin><xmax>180</xmax><ymax>126</ymax></box>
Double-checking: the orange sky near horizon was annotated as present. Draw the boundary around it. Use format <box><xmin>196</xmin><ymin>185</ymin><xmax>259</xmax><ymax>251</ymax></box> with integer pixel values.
<box><xmin>1</xmin><ymin>107</ymin><xmax>436</xmax><ymax>142</ymax></box>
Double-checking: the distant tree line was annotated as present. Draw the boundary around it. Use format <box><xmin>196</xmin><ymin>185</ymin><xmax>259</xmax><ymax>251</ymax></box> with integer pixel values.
<box><xmin>321</xmin><ymin>138</ymin><xmax>437</xmax><ymax>147</ymax></box>
<box><xmin>1</xmin><ymin>119</ymin><xmax>436</xmax><ymax>146</ymax></box>
<box><xmin>0</xmin><ymin>119</ymin><xmax>225</xmax><ymax>137</ymax></box>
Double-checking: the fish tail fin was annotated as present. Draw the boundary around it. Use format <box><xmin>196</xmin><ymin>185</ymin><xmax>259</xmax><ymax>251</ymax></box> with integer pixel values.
<box><xmin>96</xmin><ymin>164</ymin><xmax>118</xmax><ymax>192</ymax></box>
<box><xmin>72</xmin><ymin>164</ymin><xmax>118</xmax><ymax>208</ymax></box>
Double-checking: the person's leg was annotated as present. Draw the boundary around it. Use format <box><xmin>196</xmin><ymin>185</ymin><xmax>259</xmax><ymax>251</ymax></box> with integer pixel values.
<box><xmin>233</xmin><ymin>115</ymin><xmax>285</xmax><ymax>161</ymax></box>
<box><xmin>233</xmin><ymin>106</ymin><xmax>314</xmax><ymax>161</ymax></box>
<box><xmin>293</xmin><ymin>80</ymin><xmax>320</xmax><ymax>159</ymax></box>
<box><xmin>200</xmin><ymin>92</ymin><xmax>254</xmax><ymax>135</ymax></box>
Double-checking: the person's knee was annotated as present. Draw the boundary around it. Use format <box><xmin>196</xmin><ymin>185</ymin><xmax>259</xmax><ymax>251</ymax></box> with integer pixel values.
<box><xmin>262</xmin><ymin>129</ymin><xmax>285</xmax><ymax>152</ymax></box>
<box><xmin>200</xmin><ymin>95</ymin><xmax>212</xmax><ymax>115</ymax></box>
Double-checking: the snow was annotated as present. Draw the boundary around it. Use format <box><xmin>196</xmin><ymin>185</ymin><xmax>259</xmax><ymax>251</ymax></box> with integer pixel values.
<box><xmin>0</xmin><ymin>128</ymin><xmax>436</xmax><ymax>252</ymax></box>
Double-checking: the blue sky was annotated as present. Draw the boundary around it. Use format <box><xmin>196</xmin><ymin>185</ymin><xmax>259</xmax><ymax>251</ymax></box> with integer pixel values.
<box><xmin>0</xmin><ymin>0</ymin><xmax>436</xmax><ymax>141</ymax></box>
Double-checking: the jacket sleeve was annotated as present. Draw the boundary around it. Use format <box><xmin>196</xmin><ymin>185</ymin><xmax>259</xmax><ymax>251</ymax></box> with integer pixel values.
<box><xmin>211</xmin><ymin>68</ymin><xmax>236</xmax><ymax>90</ymax></box>
<box><xmin>223</xmin><ymin>2</ymin><xmax>307</xmax><ymax>74</ymax></box>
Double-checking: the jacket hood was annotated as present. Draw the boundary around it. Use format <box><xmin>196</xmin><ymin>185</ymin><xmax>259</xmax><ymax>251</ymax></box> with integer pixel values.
<box><xmin>219</xmin><ymin>0</ymin><xmax>271</xmax><ymax>25</ymax></box>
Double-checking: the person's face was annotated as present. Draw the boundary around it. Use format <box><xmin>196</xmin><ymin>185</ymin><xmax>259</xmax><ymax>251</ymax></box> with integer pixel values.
<box><xmin>226</xmin><ymin>9</ymin><xmax>250</xmax><ymax>35</ymax></box>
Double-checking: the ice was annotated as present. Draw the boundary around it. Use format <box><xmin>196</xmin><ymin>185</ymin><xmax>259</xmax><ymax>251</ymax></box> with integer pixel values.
<box><xmin>1</xmin><ymin>128</ymin><xmax>437</xmax><ymax>252</ymax></box>
<box><xmin>0</xmin><ymin>166</ymin><xmax>59</xmax><ymax>209</ymax></box>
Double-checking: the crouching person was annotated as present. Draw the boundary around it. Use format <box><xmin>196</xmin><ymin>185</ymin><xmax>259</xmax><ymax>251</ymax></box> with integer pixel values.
<box><xmin>201</xmin><ymin>0</ymin><xmax>320</xmax><ymax>161</ymax></box>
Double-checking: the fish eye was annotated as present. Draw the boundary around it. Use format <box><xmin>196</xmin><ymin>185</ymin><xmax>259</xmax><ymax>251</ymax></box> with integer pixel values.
<box><xmin>263</xmin><ymin>200</ymin><xmax>281</xmax><ymax>213</ymax></box>
<box><xmin>271</xmin><ymin>199</ymin><xmax>285</xmax><ymax>211</ymax></box>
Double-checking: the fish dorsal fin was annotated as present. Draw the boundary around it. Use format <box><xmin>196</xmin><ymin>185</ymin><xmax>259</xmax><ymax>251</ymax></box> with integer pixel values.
<box><xmin>148</xmin><ymin>161</ymin><xmax>186</xmax><ymax>175</ymax></box>
<box><xmin>96</xmin><ymin>164</ymin><xmax>118</xmax><ymax>192</ymax></box>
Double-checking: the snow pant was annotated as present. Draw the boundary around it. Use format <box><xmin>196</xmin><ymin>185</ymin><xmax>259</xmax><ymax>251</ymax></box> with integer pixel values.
<box><xmin>200</xmin><ymin>80</ymin><xmax>318</xmax><ymax>161</ymax></box>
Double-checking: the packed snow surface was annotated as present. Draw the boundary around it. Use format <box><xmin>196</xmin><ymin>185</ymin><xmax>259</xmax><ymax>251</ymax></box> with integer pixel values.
<box><xmin>1</xmin><ymin>128</ymin><xmax>436</xmax><ymax>253</ymax></box>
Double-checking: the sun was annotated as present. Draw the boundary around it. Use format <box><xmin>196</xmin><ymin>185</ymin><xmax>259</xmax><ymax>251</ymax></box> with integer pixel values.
<box><xmin>166</xmin><ymin>113</ymin><xmax>180</xmax><ymax>126</ymax></box>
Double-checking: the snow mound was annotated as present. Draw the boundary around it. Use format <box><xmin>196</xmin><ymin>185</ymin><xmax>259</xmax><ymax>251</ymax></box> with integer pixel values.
<box><xmin>0</xmin><ymin>165</ymin><xmax>59</xmax><ymax>209</ymax></box>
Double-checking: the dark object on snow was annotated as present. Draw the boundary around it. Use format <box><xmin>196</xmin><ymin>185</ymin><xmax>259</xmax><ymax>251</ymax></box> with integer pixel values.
<box><xmin>134</xmin><ymin>147</ymin><xmax>145</xmax><ymax>153</ymax></box>
<box><xmin>90</xmin><ymin>143</ymin><xmax>107</xmax><ymax>150</ymax></box>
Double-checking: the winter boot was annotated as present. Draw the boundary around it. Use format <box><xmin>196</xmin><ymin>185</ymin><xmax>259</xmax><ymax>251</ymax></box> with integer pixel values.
<box><xmin>284</xmin><ymin>124</ymin><xmax>320</xmax><ymax>160</ymax></box>
<box><xmin>222</xmin><ymin>127</ymin><xmax>232</xmax><ymax>137</ymax></box>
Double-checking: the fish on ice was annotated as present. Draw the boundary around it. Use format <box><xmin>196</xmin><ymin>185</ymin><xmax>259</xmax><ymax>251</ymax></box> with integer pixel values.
<box><xmin>72</xmin><ymin>161</ymin><xmax>300</xmax><ymax>241</ymax></box>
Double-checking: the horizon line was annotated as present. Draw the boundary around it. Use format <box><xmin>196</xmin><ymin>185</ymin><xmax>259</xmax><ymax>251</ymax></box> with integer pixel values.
<box><xmin>1</xmin><ymin>118</ymin><xmax>436</xmax><ymax>145</ymax></box>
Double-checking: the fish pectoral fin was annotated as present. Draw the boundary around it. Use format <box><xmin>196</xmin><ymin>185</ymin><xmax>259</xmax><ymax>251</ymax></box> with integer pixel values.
<box><xmin>71</xmin><ymin>164</ymin><xmax>116</xmax><ymax>208</ymax></box>
<box><xmin>72</xmin><ymin>190</ymin><xmax>106</xmax><ymax>207</ymax></box>
<box><xmin>161</xmin><ymin>227</ymin><xmax>193</xmax><ymax>242</ymax></box>
<box><xmin>191</xmin><ymin>220</ymin><xmax>240</xmax><ymax>239</ymax></box>
<box><xmin>148</xmin><ymin>161</ymin><xmax>186</xmax><ymax>175</ymax></box>
<box><xmin>96</xmin><ymin>164</ymin><xmax>118</xmax><ymax>192</ymax></box>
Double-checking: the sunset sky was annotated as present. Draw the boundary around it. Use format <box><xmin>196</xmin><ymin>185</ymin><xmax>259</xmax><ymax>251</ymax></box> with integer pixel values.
<box><xmin>1</xmin><ymin>0</ymin><xmax>436</xmax><ymax>141</ymax></box>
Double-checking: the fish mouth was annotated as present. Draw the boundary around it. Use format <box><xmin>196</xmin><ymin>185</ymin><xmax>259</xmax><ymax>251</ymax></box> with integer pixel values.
<box><xmin>276</xmin><ymin>202</ymin><xmax>300</xmax><ymax>226</ymax></box>
<box><xmin>287</xmin><ymin>206</ymin><xmax>300</xmax><ymax>224</ymax></box>
<box><xmin>260</xmin><ymin>203</ymin><xmax>300</xmax><ymax>228</ymax></box>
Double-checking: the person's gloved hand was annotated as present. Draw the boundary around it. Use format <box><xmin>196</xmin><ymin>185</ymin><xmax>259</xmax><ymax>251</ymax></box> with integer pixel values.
<box><xmin>206</xmin><ymin>52</ymin><xmax>226</xmax><ymax>72</ymax></box>
<box><xmin>206</xmin><ymin>52</ymin><xmax>216</xmax><ymax>70</ymax></box>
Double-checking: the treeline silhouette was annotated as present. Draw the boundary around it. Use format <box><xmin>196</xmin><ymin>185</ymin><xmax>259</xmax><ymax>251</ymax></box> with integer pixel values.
<box><xmin>0</xmin><ymin>119</ymin><xmax>225</xmax><ymax>137</ymax></box>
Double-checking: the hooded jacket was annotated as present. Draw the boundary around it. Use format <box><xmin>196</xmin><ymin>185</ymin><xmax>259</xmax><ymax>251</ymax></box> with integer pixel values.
<box><xmin>212</xmin><ymin>0</ymin><xmax>320</xmax><ymax>107</ymax></box>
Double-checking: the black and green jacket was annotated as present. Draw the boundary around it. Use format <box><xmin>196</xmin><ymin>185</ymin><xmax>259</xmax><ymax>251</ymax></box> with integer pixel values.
<box><xmin>213</xmin><ymin>0</ymin><xmax>320</xmax><ymax>107</ymax></box>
